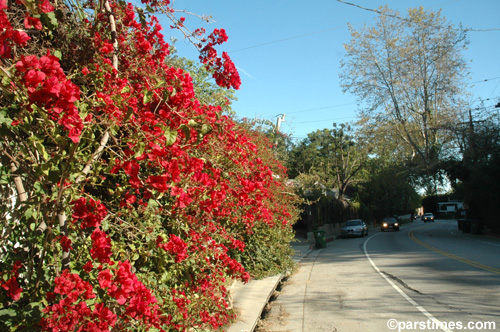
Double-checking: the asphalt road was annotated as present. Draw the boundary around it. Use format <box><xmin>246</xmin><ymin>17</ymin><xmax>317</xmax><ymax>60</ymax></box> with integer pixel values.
<box><xmin>258</xmin><ymin>219</ymin><xmax>500</xmax><ymax>332</ymax></box>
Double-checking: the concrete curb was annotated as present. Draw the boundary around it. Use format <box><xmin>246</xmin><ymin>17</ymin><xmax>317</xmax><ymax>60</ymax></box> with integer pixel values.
<box><xmin>226</xmin><ymin>274</ymin><xmax>284</xmax><ymax>332</ymax></box>
<box><xmin>226</xmin><ymin>241</ymin><xmax>315</xmax><ymax>332</ymax></box>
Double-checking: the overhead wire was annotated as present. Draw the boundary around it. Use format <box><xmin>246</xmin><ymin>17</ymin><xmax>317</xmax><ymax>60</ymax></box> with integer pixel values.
<box><xmin>228</xmin><ymin>25</ymin><xmax>346</xmax><ymax>53</ymax></box>
<box><xmin>335</xmin><ymin>0</ymin><xmax>500</xmax><ymax>32</ymax></box>
<box><xmin>227</xmin><ymin>1</ymin><xmax>500</xmax><ymax>57</ymax></box>
<box><xmin>286</xmin><ymin>102</ymin><xmax>357</xmax><ymax>115</ymax></box>
<box><xmin>222</xmin><ymin>0</ymin><xmax>499</xmax><ymax>138</ymax></box>
<box><xmin>471</xmin><ymin>76</ymin><xmax>500</xmax><ymax>84</ymax></box>
<box><xmin>294</xmin><ymin>116</ymin><xmax>357</xmax><ymax>125</ymax></box>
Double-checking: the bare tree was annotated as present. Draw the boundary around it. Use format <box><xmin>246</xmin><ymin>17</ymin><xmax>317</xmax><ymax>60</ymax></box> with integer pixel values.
<box><xmin>340</xmin><ymin>6</ymin><xmax>469</xmax><ymax>170</ymax></box>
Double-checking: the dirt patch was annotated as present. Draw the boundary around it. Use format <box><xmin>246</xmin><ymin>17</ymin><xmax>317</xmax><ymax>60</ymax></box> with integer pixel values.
<box><xmin>254</xmin><ymin>276</ymin><xmax>292</xmax><ymax>332</ymax></box>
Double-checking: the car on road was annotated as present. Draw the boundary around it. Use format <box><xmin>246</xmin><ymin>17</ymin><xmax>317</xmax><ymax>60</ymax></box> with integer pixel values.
<box><xmin>381</xmin><ymin>217</ymin><xmax>399</xmax><ymax>232</ymax></box>
<box><xmin>423</xmin><ymin>213</ymin><xmax>435</xmax><ymax>222</ymax></box>
<box><xmin>341</xmin><ymin>219</ymin><xmax>368</xmax><ymax>238</ymax></box>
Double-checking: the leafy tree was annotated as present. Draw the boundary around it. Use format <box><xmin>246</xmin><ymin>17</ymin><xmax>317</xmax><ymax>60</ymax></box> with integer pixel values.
<box><xmin>357</xmin><ymin>160</ymin><xmax>421</xmax><ymax>221</ymax></box>
<box><xmin>239</xmin><ymin>117</ymin><xmax>294</xmax><ymax>164</ymax></box>
<box><xmin>288</xmin><ymin>123</ymin><xmax>370</xmax><ymax>199</ymax></box>
<box><xmin>341</xmin><ymin>6</ymin><xmax>469</xmax><ymax>171</ymax></box>
<box><xmin>440</xmin><ymin>103</ymin><xmax>500</xmax><ymax>230</ymax></box>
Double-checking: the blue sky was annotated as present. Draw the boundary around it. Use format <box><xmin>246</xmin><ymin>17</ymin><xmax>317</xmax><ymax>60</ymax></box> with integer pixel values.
<box><xmin>167</xmin><ymin>0</ymin><xmax>500</xmax><ymax>142</ymax></box>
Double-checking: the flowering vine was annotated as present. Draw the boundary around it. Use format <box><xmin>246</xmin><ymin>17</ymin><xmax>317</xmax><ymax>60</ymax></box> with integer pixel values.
<box><xmin>0</xmin><ymin>0</ymin><xmax>299</xmax><ymax>331</ymax></box>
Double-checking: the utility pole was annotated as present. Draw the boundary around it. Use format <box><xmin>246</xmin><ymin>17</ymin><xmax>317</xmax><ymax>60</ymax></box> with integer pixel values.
<box><xmin>274</xmin><ymin>114</ymin><xmax>286</xmax><ymax>146</ymax></box>
<box><xmin>468</xmin><ymin>108</ymin><xmax>476</xmax><ymax>163</ymax></box>
<box><xmin>496</xmin><ymin>102</ymin><xmax>500</xmax><ymax>126</ymax></box>
<box><xmin>275</xmin><ymin>113</ymin><xmax>286</xmax><ymax>132</ymax></box>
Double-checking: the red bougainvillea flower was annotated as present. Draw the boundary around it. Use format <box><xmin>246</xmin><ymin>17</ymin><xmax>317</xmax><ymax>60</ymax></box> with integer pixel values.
<box><xmin>38</xmin><ymin>0</ymin><xmax>55</xmax><ymax>13</ymax></box>
<box><xmin>157</xmin><ymin>234</ymin><xmax>188</xmax><ymax>263</ymax></box>
<box><xmin>0</xmin><ymin>261</ymin><xmax>23</xmax><ymax>301</ymax></box>
<box><xmin>58</xmin><ymin>235</ymin><xmax>73</xmax><ymax>252</ymax></box>
<box><xmin>1</xmin><ymin>276</ymin><xmax>22</xmax><ymax>301</ymax></box>
<box><xmin>24</xmin><ymin>15</ymin><xmax>42</xmax><ymax>30</ymax></box>
<box><xmin>41</xmin><ymin>270</ymin><xmax>118</xmax><ymax>331</ymax></box>
<box><xmin>71</xmin><ymin>197</ymin><xmax>108</xmax><ymax>229</ymax></box>
<box><xmin>14</xmin><ymin>53</ymin><xmax>83</xmax><ymax>142</ymax></box>
<box><xmin>0</xmin><ymin>0</ymin><xmax>30</xmax><ymax>58</ymax></box>
<box><xmin>199</xmin><ymin>29</ymin><xmax>241</xmax><ymax>89</ymax></box>
<box><xmin>90</xmin><ymin>228</ymin><xmax>113</xmax><ymax>264</ymax></box>
<box><xmin>97</xmin><ymin>261</ymin><xmax>164</xmax><ymax>327</ymax></box>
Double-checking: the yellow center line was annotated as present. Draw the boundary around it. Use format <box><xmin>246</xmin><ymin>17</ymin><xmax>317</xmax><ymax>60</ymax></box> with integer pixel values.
<box><xmin>408</xmin><ymin>230</ymin><xmax>500</xmax><ymax>275</ymax></box>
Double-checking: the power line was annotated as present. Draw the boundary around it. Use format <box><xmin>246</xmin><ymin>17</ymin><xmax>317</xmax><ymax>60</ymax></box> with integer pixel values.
<box><xmin>335</xmin><ymin>0</ymin><xmax>500</xmax><ymax>32</ymax></box>
<box><xmin>471</xmin><ymin>76</ymin><xmax>500</xmax><ymax>84</ymax></box>
<box><xmin>294</xmin><ymin>116</ymin><xmax>356</xmax><ymax>124</ymax></box>
<box><xmin>229</xmin><ymin>1</ymin><xmax>499</xmax><ymax>55</ymax></box>
<box><xmin>287</xmin><ymin>102</ymin><xmax>357</xmax><ymax>115</ymax></box>
<box><xmin>228</xmin><ymin>25</ymin><xmax>345</xmax><ymax>53</ymax></box>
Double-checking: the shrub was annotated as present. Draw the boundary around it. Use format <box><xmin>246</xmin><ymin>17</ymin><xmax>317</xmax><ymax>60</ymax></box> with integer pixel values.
<box><xmin>0</xmin><ymin>0</ymin><xmax>299</xmax><ymax>330</ymax></box>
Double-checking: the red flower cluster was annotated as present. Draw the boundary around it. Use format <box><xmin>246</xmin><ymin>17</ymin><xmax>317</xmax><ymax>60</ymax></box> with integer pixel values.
<box><xmin>14</xmin><ymin>54</ymin><xmax>83</xmax><ymax>142</ymax></box>
<box><xmin>0</xmin><ymin>261</ymin><xmax>23</xmax><ymax>301</ymax></box>
<box><xmin>41</xmin><ymin>270</ymin><xmax>117</xmax><ymax>332</ymax></box>
<box><xmin>43</xmin><ymin>263</ymin><xmax>164</xmax><ymax>330</ymax></box>
<box><xmin>98</xmin><ymin>261</ymin><xmax>164</xmax><ymax>328</ymax></box>
<box><xmin>157</xmin><ymin>234</ymin><xmax>188</xmax><ymax>263</ymax></box>
<box><xmin>199</xmin><ymin>29</ymin><xmax>241</xmax><ymax>89</ymax></box>
<box><xmin>71</xmin><ymin>197</ymin><xmax>108</xmax><ymax>229</ymax></box>
<box><xmin>90</xmin><ymin>228</ymin><xmax>113</xmax><ymax>264</ymax></box>
<box><xmin>1</xmin><ymin>0</ymin><xmax>298</xmax><ymax>330</ymax></box>
<box><xmin>58</xmin><ymin>235</ymin><xmax>73</xmax><ymax>252</ymax></box>
<box><xmin>0</xmin><ymin>0</ymin><xmax>30</xmax><ymax>58</ymax></box>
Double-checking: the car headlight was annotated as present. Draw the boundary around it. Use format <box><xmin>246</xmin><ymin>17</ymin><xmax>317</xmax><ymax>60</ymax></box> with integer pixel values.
<box><xmin>395</xmin><ymin>223</ymin><xmax>399</xmax><ymax>226</ymax></box>
<box><xmin>383</xmin><ymin>223</ymin><xmax>388</xmax><ymax>227</ymax></box>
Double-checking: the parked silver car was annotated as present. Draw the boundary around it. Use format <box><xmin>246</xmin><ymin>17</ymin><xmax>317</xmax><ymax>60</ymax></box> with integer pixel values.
<box><xmin>341</xmin><ymin>219</ymin><xmax>368</xmax><ymax>238</ymax></box>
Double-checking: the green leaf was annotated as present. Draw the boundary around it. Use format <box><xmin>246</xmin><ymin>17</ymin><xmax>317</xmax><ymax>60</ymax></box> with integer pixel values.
<box><xmin>121</xmin><ymin>85</ymin><xmax>131</xmax><ymax>94</ymax></box>
<box><xmin>164</xmin><ymin>128</ymin><xmax>178</xmax><ymax>146</ymax></box>
<box><xmin>201</xmin><ymin>124</ymin><xmax>212</xmax><ymax>135</ymax></box>
<box><xmin>43</xmin><ymin>11</ymin><xmax>59</xmax><ymax>28</ymax></box>
<box><xmin>35</xmin><ymin>142</ymin><xmax>49</xmax><ymax>160</ymax></box>
<box><xmin>24</xmin><ymin>207</ymin><xmax>33</xmax><ymax>219</ymax></box>
<box><xmin>179</xmin><ymin>124</ymin><xmax>191</xmax><ymax>141</ymax></box>
<box><xmin>101</xmin><ymin>218</ymin><xmax>109</xmax><ymax>231</ymax></box>
<box><xmin>53</xmin><ymin>50</ymin><xmax>62</xmax><ymax>59</ymax></box>
<box><xmin>143</xmin><ymin>90</ymin><xmax>153</xmax><ymax>105</ymax></box>
<box><xmin>0</xmin><ymin>308</ymin><xmax>16</xmax><ymax>325</ymax></box>
<box><xmin>27</xmin><ymin>302</ymin><xmax>43</xmax><ymax>321</ymax></box>
<box><xmin>0</xmin><ymin>109</ymin><xmax>12</xmax><ymax>125</ymax></box>
<box><xmin>153</xmin><ymin>80</ymin><xmax>165</xmax><ymax>89</ymax></box>
<box><xmin>48</xmin><ymin>169</ymin><xmax>61</xmax><ymax>183</ymax></box>
<box><xmin>148</xmin><ymin>199</ymin><xmax>159</xmax><ymax>208</ymax></box>
<box><xmin>133</xmin><ymin>141</ymin><xmax>146</xmax><ymax>158</ymax></box>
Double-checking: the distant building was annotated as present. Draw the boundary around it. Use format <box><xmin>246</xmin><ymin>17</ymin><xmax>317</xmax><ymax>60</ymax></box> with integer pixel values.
<box><xmin>438</xmin><ymin>201</ymin><xmax>463</xmax><ymax>214</ymax></box>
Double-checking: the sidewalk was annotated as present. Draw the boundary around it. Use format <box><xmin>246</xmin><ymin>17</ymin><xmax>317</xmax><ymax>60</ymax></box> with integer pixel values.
<box><xmin>226</xmin><ymin>237</ymin><xmax>316</xmax><ymax>332</ymax></box>
<box><xmin>226</xmin><ymin>226</ymin><xmax>382</xmax><ymax>332</ymax></box>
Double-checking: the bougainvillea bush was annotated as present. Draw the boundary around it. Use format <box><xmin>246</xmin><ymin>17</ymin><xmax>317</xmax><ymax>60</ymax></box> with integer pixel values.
<box><xmin>0</xmin><ymin>0</ymin><xmax>300</xmax><ymax>330</ymax></box>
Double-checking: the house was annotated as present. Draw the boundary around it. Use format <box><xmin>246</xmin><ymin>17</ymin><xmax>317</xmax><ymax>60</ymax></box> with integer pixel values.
<box><xmin>438</xmin><ymin>201</ymin><xmax>464</xmax><ymax>214</ymax></box>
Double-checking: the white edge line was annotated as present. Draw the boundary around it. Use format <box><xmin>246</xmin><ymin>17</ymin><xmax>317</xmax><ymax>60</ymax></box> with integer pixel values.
<box><xmin>477</xmin><ymin>240</ymin><xmax>500</xmax><ymax>247</ymax></box>
<box><xmin>363</xmin><ymin>233</ymin><xmax>453</xmax><ymax>332</ymax></box>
